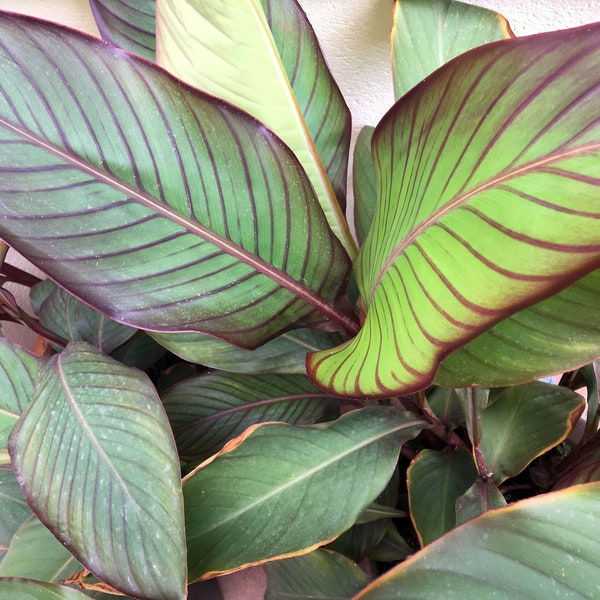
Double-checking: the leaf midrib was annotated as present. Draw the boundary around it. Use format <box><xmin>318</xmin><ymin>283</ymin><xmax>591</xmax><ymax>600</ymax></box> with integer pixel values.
<box><xmin>186</xmin><ymin>417</ymin><xmax>425</xmax><ymax>538</ymax></box>
<box><xmin>371</xmin><ymin>140</ymin><xmax>600</xmax><ymax>300</ymax></box>
<box><xmin>0</xmin><ymin>115</ymin><xmax>358</xmax><ymax>335</ymax></box>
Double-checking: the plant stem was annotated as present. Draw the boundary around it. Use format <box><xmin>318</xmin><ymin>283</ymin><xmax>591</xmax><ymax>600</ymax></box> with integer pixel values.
<box><xmin>466</xmin><ymin>388</ymin><xmax>494</xmax><ymax>481</ymax></box>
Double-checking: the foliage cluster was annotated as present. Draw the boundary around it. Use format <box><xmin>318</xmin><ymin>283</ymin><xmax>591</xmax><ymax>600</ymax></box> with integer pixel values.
<box><xmin>0</xmin><ymin>0</ymin><xmax>599</xmax><ymax>598</ymax></box>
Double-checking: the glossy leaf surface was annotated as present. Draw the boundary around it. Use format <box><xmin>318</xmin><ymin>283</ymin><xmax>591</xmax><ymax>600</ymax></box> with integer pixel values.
<box><xmin>480</xmin><ymin>382</ymin><xmax>584</xmax><ymax>483</ymax></box>
<box><xmin>0</xmin><ymin>579</ymin><xmax>90</xmax><ymax>600</ymax></box>
<box><xmin>309</xmin><ymin>24</ymin><xmax>600</xmax><ymax>397</ymax></box>
<box><xmin>0</xmin><ymin>13</ymin><xmax>353</xmax><ymax>348</ymax></box>
<box><xmin>392</xmin><ymin>0</ymin><xmax>512</xmax><ymax>99</ymax></box>
<box><xmin>0</xmin><ymin>516</ymin><xmax>81</xmax><ymax>580</ymax></box>
<box><xmin>356</xmin><ymin>483</ymin><xmax>600</xmax><ymax>599</ymax></box>
<box><xmin>155</xmin><ymin>0</ymin><xmax>355</xmax><ymax>255</ymax></box>
<box><xmin>407</xmin><ymin>447</ymin><xmax>476</xmax><ymax>546</ymax></box>
<box><xmin>8</xmin><ymin>343</ymin><xmax>186</xmax><ymax>600</ymax></box>
<box><xmin>184</xmin><ymin>407</ymin><xmax>425</xmax><ymax>581</ymax></box>
<box><xmin>89</xmin><ymin>0</ymin><xmax>156</xmax><ymax>60</ymax></box>
<box><xmin>162</xmin><ymin>371</ymin><xmax>344</xmax><ymax>464</ymax></box>
<box><xmin>152</xmin><ymin>329</ymin><xmax>344</xmax><ymax>374</ymax></box>
<box><xmin>264</xmin><ymin>549</ymin><xmax>370</xmax><ymax>600</ymax></box>
<box><xmin>455</xmin><ymin>478</ymin><xmax>506</xmax><ymax>525</ymax></box>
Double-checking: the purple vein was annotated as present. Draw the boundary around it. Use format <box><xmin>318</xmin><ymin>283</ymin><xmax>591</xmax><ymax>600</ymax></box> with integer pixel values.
<box><xmin>371</xmin><ymin>140</ymin><xmax>600</xmax><ymax>299</ymax></box>
<box><xmin>0</xmin><ymin>116</ymin><xmax>359</xmax><ymax>336</ymax></box>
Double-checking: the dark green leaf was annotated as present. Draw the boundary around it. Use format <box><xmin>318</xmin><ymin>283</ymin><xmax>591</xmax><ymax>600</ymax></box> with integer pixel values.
<box><xmin>36</xmin><ymin>282</ymin><xmax>135</xmax><ymax>354</ymax></box>
<box><xmin>554</xmin><ymin>431</ymin><xmax>600</xmax><ymax>490</ymax></box>
<box><xmin>8</xmin><ymin>342</ymin><xmax>186</xmax><ymax>600</ymax></box>
<box><xmin>0</xmin><ymin>13</ymin><xmax>354</xmax><ymax>348</ymax></box>
<box><xmin>161</xmin><ymin>371</ymin><xmax>344</xmax><ymax>464</ymax></box>
<box><xmin>0</xmin><ymin>470</ymin><xmax>32</xmax><ymax>562</ymax></box>
<box><xmin>183</xmin><ymin>407</ymin><xmax>425</xmax><ymax>580</ymax></box>
<box><xmin>480</xmin><ymin>381</ymin><xmax>584</xmax><ymax>483</ymax></box>
<box><xmin>407</xmin><ymin>447</ymin><xmax>476</xmax><ymax>546</ymax></box>
<box><xmin>455</xmin><ymin>478</ymin><xmax>506</xmax><ymax>525</ymax></box>
<box><xmin>0</xmin><ymin>516</ymin><xmax>81</xmax><ymax>580</ymax></box>
<box><xmin>392</xmin><ymin>0</ymin><xmax>513</xmax><ymax>99</ymax></box>
<box><xmin>580</xmin><ymin>360</ymin><xmax>599</xmax><ymax>444</ymax></box>
<box><xmin>425</xmin><ymin>387</ymin><xmax>464</xmax><ymax>430</ymax></box>
<box><xmin>367</xmin><ymin>522</ymin><xmax>413</xmax><ymax>563</ymax></box>
<box><xmin>264</xmin><ymin>549</ymin><xmax>370</xmax><ymax>600</ymax></box>
<box><xmin>356</xmin><ymin>483</ymin><xmax>600</xmax><ymax>599</ymax></box>
<box><xmin>89</xmin><ymin>0</ymin><xmax>156</xmax><ymax>60</ymax></box>
<box><xmin>309</xmin><ymin>24</ymin><xmax>600</xmax><ymax>397</ymax></box>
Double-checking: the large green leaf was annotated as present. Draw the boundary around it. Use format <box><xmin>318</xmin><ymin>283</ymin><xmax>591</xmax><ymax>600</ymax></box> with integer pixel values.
<box><xmin>161</xmin><ymin>371</ymin><xmax>346</xmax><ymax>464</ymax></box>
<box><xmin>407</xmin><ymin>447</ymin><xmax>476</xmax><ymax>546</ymax></box>
<box><xmin>183</xmin><ymin>406</ymin><xmax>425</xmax><ymax>581</ymax></box>
<box><xmin>0</xmin><ymin>340</ymin><xmax>40</xmax><ymax>466</ymax></box>
<box><xmin>8</xmin><ymin>343</ymin><xmax>186</xmax><ymax>600</ymax></box>
<box><xmin>309</xmin><ymin>24</ymin><xmax>600</xmax><ymax>398</ymax></box>
<box><xmin>89</xmin><ymin>0</ymin><xmax>156</xmax><ymax>60</ymax></box>
<box><xmin>0</xmin><ymin>13</ymin><xmax>355</xmax><ymax>349</ymax></box>
<box><xmin>0</xmin><ymin>579</ymin><xmax>90</xmax><ymax>600</ymax></box>
<box><xmin>480</xmin><ymin>382</ymin><xmax>584</xmax><ymax>484</ymax></box>
<box><xmin>155</xmin><ymin>0</ymin><xmax>355</xmax><ymax>255</ymax></box>
<box><xmin>0</xmin><ymin>516</ymin><xmax>81</xmax><ymax>581</ymax></box>
<box><xmin>391</xmin><ymin>0</ymin><xmax>512</xmax><ymax>100</ymax></box>
<box><xmin>355</xmin><ymin>483</ymin><xmax>600</xmax><ymax>599</ymax></box>
<box><xmin>264</xmin><ymin>549</ymin><xmax>370</xmax><ymax>600</ymax></box>
<box><xmin>353</xmin><ymin>126</ymin><xmax>376</xmax><ymax>247</ymax></box>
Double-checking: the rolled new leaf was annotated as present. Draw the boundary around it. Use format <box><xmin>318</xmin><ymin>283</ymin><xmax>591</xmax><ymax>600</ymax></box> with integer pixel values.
<box><xmin>0</xmin><ymin>13</ymin><xmax>354</xmax><ymax>349</ymax></box>
<box><xmin>309</xmin><ymin>24</ymin><xmax>600</xmax><ymax>397</ymax></box>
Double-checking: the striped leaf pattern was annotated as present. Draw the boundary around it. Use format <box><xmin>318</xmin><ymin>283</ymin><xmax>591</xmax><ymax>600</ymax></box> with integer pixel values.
<box><xmin>309</xmin><ymin>24</ymin><xmax>600</xmax><ymax>397</ymax></box>
<box><xmin>89</xmin><ymin>0</ymin><xmax>156</xmax><ymax>60</ymax></box>
<box><xmin>0</xmin><ymin>14</ymin><xmax>353</xmax><ymax>348</ymax></box>
<box><xmin>161</xmin><ymin>371</ymin><xmax>347</xmax><ymax>464</ymax></box>
<box><xmin>155</xmin><ymin>0</ymin><xmax>356</xmax><ymax>256</ymax></box>
<box><xmin>260</xmin><ymin>0</ymin><xmax>352</xmax><ymax>210</ymax></box>
<box><xmin>8</xmin><ymin>342</ymin><xmax>186</xmax><ymax>600</ymax></box>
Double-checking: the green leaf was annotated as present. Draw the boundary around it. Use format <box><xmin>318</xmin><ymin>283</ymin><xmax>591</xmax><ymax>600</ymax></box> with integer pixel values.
<box><xmin>353</xmin><ymin>126</ymin><xmax>376</xmax><ymax>246</ymax></box>
<box><xmin>580</xmin><ymin>360</ymin><xmax>599</xmax><ymax>444</ymax></box>
<box><xmin>455</xmin><ymin>478</ymin><xmax>506</xmax><ymax>525</ymax></box>
<box><xmin>366</xmin><ymin>522</ymin><xmax>413</xmax><ymax>563</ymax></box>
<box><xmin>155</xmin><ymin>0</ymin><xmax>356</xmax><ymax>256</ymax></box>
<box><xmin>309</xmin><ymin>24</ymin><xmax>600</xmax><ymax>398</ymax></box>
<box><xmin>425</xmin><ymin>387</ymin><xmax>464</xmax><ymax>430</ymax></box>
<box><xmin>183</xmin><ymin>406</ymin><xmax>425</xmax><ymax>581</ymax></box>
<box><xmin>109</xmin><ymin>332</ymin><xmax>167</xmax><ymax>370</ymax></box>
<box><xmin>407</xmin><ymin>447</ymin><xmax>476</xmax><ymax>546</ymax></box>
<box><xmin>36</xmin><ymin>282</ymin><xmax>136</xmax><ymax>354</ymax></box>
<box><xmin>0</xmin><ymin>339</ymin><xmax>40</xmax><ymax>464</ymax></box>
<box><xmin>436</xmin><ymin>270</ymin><xmax>600</xmax><ymax>387</ymax></box>
<box><xmin>392</xmin><ymin>0</ymin><xmax>513</xmax><ymax>99</ymax></box>
<box><xmin>161</xmin><ymin>371</ymin><xmax>345</xmax><ymax>464</ymax></box>
<box><xmin>8</xmin><ymin>343</ymin><xmax>186</xmax><ymax>600</ymax></box>
<box><xmin>90</xmin><ymin>0</ymin><xmax>156</xmax><ymax>60</ymax></box>
<box><xmin>264</xmin><ymin>549</ymin><xmax>370</xmax><ymax>600</ymax></box>
<box><xmin>356</xmin><ymin>483</ymin><xmax>600</xmax><ymax>599</ymax></box>
<box><xmin>0</xmin><ymin>579</ymin><xmax>91</xmax><ymax>600</ymax></box>
<box><xmin>0</xmin><ymin>516</ymin><xmax>81</xmax><ymax>581</ymax></box>
<box><xmin>0</xmin><ymin>470</ymin><xmax>32</xmax><ymax>562</ymax></box>
<box><xmin>0</xmin><ymin>13</ymin><xmax>354</xmax><ymax>348</ymax></box>
<box><xmin>151</xmin><ymin>329</ymin><xmax>344</xmax><ymax>375</ymax></box>
<box><xmin>480</xmin><ymin>381</ymin><xmax>584</xmax><ymax>484</ymax></box>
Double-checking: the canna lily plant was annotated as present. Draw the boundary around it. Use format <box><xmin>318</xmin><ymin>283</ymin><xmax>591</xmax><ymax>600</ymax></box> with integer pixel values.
<box><xmin>0</xmin><ymin>0</ymin><xmax>600</xmax><ymax>598</ymax></box>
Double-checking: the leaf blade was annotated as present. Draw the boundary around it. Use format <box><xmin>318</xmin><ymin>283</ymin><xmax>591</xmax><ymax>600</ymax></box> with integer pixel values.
<box><xmin>309</xmin><ymin>24</ymin><xmax>600</xmax><ymax>397</ymax></box>
<box><xmin>8</xmin><ymin>342</ymin><xmax>186</xmax><ymax>600</ymax></box>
